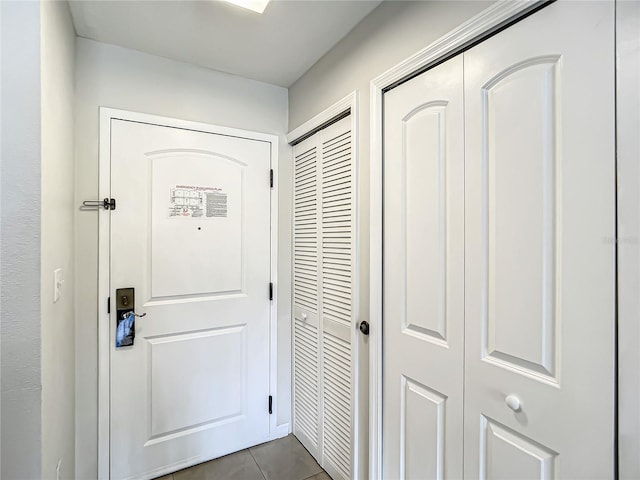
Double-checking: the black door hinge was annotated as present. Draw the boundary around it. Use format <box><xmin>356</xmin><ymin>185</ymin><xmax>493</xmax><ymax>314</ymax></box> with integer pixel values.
<box><xmin>270</xmin><ymin>169</ymin><xmax>274</xmax><ymax>188</ymax></box>
<box><xmin>269</xmin><ymin>282</ymin><xmax>273</xmax><ymax>301</ymax></box>
<box><xmin>268</xmin><ymin>395</ymin><xmax>273</xmax><ymax>414</ymax></box>
<box><xmin>107</xmin><ymin>297</ymin><xmax>111</xmax><ymax>314</ymax></box>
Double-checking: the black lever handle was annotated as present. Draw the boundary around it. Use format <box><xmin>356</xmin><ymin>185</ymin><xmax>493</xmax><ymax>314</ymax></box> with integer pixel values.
<box><xmin>122</xmin><ymin>310</ymin><xmax>147</xmax><ymax>319</ymax></box>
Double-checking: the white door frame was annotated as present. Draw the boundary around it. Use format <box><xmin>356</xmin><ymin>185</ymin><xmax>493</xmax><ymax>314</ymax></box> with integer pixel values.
<box><xmin>286</xmin><ymin>91</ymin><xmax>362</xmax><ymax>478</ymax></box>
<box><xmin>616</xmin><ymin>2</ymin><xmax>640</xmax><ymax>478</ymax></box>
<box><xmin>97</xmin><ymin>108</ymin><xmax>279</xmax><ymax>479</ymax></box>
<box><xmin>368</xmin><ymin>2</ymin><xmax>553</xmax><ymax>478</ymax></box>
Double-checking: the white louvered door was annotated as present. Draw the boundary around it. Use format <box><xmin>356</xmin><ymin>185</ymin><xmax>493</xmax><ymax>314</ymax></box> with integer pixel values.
<box><xmin>293</xmin><ymin>115</ymin><xmax>355</xmax><ymax>480</ymax></box>
<box><xmin>293</xmin><ymin>133</ymin><xmax>321</xmax><ymax>457</ymax></box>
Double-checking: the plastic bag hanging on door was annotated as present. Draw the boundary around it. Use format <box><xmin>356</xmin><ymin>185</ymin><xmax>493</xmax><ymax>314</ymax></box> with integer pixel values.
<box><xmin>116</xmin><ymin>312</ymin><xmax>135</xmax><ymax>347</ymax></box>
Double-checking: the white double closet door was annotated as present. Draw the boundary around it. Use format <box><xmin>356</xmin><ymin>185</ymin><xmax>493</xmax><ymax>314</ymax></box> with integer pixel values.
<box><xmin>383</xmin><ymin>2</ymin><xmax>615</xmax><ymax>479</ymax></box>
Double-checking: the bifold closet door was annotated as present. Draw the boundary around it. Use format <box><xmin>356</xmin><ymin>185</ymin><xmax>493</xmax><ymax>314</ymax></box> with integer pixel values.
<box><xmin>382</xmin><ymin>56</ymin><xmax>465</xmax><ymax>479</ymax></box>
<box><xmin>293</xmin><ymin>116</ymin><xmax>355</xmax><ymax>480</ymax></box>
<box><xmin>382</xmin><ymin>2</ymin><xmax>615</xmax><ymax>479</ymax></box>
<box><xmin>293</xmin><ymin>133</ymin><xmax>321</xmax><ymax>457</ymax></box>
<box><xmin>463</xmin><ymin>2</ymin><xmax>615</xmax><ymax>478</ymax></box>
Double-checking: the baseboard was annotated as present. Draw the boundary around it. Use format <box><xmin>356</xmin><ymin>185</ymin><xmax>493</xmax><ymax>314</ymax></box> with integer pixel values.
<box><xmin>275</xmin><ymin>423</ymin><xmax>291</xmax><ymax>438</ymax></box>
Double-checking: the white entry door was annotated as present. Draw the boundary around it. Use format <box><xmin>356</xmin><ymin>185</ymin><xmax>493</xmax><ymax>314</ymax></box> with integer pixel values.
<box><xmin>108</xmin><ymin>118</ymin><xmax>273</xmax><ymax>479</ymax></box>
<box><xmin>464</xmin><ymin>2</ymin><xmax>615</xmax><ymax>478</ymax></box>
<box><xmin>383</xmin><ymin>55</ymin><xmax>465</xmax><ymax>479</ymax></box>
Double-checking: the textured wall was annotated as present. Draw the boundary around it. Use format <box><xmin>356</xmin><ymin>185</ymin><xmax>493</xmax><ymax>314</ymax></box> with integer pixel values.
<box><xmin>1</xmin><ymin>2</ymin><xmax>42</xmax><ymax>478</ymax></box>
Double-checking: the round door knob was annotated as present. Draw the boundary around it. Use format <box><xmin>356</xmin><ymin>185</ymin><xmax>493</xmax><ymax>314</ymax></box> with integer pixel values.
<box><xmin>505</xmin><ymin>394</ymin><xmax>521</xmax><ymax>412</ymax></box>
<box><xmin>301</xmin><ymin>312</ymin><xmax>307</xmax><ymax>321</ymax></box>
<box><xmin>359</xmin><ymin>321</ymin><xmax>370</xmax><ymax>335</ymax></box>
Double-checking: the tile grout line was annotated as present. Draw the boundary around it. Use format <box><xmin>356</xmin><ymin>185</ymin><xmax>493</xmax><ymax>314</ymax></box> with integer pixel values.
<box><xmin>248</xmin><ymin>447</ymin><xmax>268</xmax><ymax>480</ymax></box>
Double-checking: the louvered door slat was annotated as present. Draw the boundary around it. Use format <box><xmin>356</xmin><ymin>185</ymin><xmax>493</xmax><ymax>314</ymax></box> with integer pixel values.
<box><xmin>320</xmin><ymin>117</ymin><xmax>353</xmax><ymax>480</ymax></box>
<box><xmin>293</xmin><ymin>136</ymin><xmax>321</xmax><ymax>457</ymax></box>
<box><xmin>322</xmin><ymin>331</ymin><xmax>352</xmax><ymax>480</ymax></box>
<box><xmin>293</xmin><ymin>318</ymin><xmax>319</xmax><ymax>452</ymax></box>
<box><xmin>293</xmin><ymin>136</ymin><xmax>319</xmax><ymax>317</ymax></box>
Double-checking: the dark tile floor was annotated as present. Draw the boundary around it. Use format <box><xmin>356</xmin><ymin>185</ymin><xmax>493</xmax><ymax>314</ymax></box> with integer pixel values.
<box><xmin>156</xmin><ymin>435</ymin><xmax>330</xmax><ymax>480</ymax></box>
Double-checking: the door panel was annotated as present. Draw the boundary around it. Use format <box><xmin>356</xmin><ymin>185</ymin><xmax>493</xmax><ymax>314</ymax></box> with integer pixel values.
<box><xmin>404</xmin><ymin>102</ymin><xmax>448</xmax><ymax>344</ymax></box>
<box><xmin>402</xmin><ymin>377</ymin><xmax>447</xmax><ymax>479</ymax></box>
<box><xmin>293</xmin><ymin>134</ymin><xmax>322</xmax><ymax>456</ymax></box>
<box><xmin>110</xmin><ymin>120</ymin><xmax>272</xmax><ymax>479</ymax></box>
<box><xmin>383</xmin><ymin>55</ymin><xmax>465</xmax><ymax>480</ymax></box>
<box><xmin>292</xmin><ymin>116</ymin><xmax>356</xmax><ymax>480</ymax></box>
<box><xmin>464</xmin><ymin>2</ymin><xmax>615</xmax><ymax>478</ymax></box>
<box><xmin>147</xmin><ymin>326</ymin><xmax>246</xmax><ymax>439</ymax></box>
<box><xmin>484</xmin><ymin>57</ymin><xmax>560</xmax><ymax>380</ymax></box>
<box><xmin>320</xmin><ymin>118</ymin><xmax>354</xmax><ymax>480</ymax></box>
<box><xmin>150</xmin><ymin>152</ymin><xmax>243</xmax><ymax>298</ymax></box>
<box><xmin>481</xmin><ymin>417</ymin><xmax>556</xmax><ymax>480</ymax></box>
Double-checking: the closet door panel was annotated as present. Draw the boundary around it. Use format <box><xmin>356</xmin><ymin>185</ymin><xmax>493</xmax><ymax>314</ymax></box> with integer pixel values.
<box><xmin>293</xmin><ymin>135</ymin><xmax>321</xmax><ymax>456</ymax></box>
<box><xmin>383</xmin><ymin>55</ymin><xmax>465</xmax><ymax>480</ymax></box>
<box><xmin>481</xmin><ymin>417</ymin><xmax>556</xmax><ymax>480</ymax></box>
<box><xmin>483</xmin><ymin>58</ymin><xmax>559</xmax><ymax>377</ymax></box>
<box><xmin>320</xmin><ymin>117</ymin><xmax>354</xmax><ymax>480</ymax></box>
<box><xmin>464</xmin><ymin>2</ymin><xmax>615</xmax><ymax>478</ymax></box>
<box><xmin>292</xmin><ymin>116</ymin><xmax>355</xmax><ymax>479</ymax></box>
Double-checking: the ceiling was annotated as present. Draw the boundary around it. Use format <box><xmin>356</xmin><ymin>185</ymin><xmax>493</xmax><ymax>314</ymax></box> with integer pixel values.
<box><xmin>68</xmin><ymin>0</ymin><xmax>382</xmax><ymax>87</ymax></box>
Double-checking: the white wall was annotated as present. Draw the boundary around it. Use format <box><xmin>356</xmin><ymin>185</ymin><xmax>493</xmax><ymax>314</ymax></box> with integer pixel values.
<box><xmin>288</xmin><ymin>1</ymin><xmax>492</xmax><ymax>473</ymax></box>
<box><xmin>0</xmin><ymin>2</ymin><xmax>42</xmax><ymax>478</ymax></box>
<box><xmin>74</xmin><ymin>38</ymin><xmax>291</xmax><ymax>478</ymax></box>
<box><xmin>41</xmin><ymin>1</ymin><xmax>77</xmax><ymax>479</ymax></box>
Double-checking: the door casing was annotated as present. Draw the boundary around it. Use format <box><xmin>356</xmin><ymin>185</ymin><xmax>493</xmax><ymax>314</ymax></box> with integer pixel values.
<box><xmin>616</xmin><ymin>2</ymin><xmax>640</xmax><ymax>478</ymax></box>
<box><xmin>97</xmin><ymin>108</ymin><xmax>280</xmax><ymax>479</ymax></box>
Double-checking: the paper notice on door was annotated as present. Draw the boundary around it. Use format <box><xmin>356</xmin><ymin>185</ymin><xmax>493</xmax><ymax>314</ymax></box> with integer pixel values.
<box><xmin>169</xmin><ymin>185</ymin><xmax>228</xmax><ymax>218</ymax></box>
